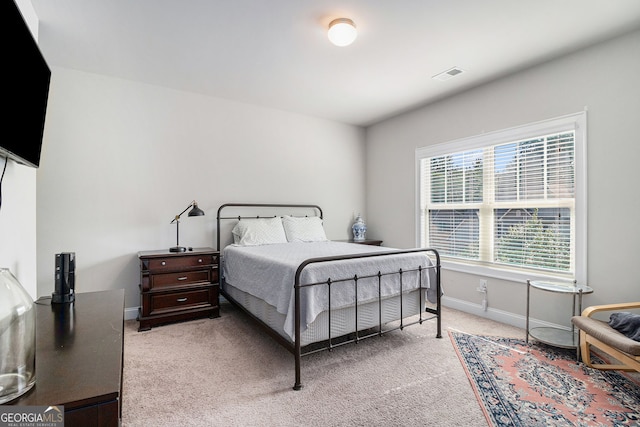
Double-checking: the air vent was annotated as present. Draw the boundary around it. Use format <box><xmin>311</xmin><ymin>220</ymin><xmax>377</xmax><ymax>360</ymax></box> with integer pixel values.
<box><xmin>432</xmin><ymin>67</ymin><xmax>465</xmax><ymax>82</ymax></box>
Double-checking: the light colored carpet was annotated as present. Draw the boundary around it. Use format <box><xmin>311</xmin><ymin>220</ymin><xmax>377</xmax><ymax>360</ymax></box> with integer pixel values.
<box><xmin>121</xmin><ymin>303</ymin><xmax>523</xmax><ymax>426</ymax></box>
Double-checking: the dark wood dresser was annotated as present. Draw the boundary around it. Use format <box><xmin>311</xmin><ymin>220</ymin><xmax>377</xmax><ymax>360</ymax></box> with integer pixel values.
<box><xmin>11</xmin><ymin>289</ymin><xmax>124</xmax><ymax>427</ymax></box>
<box><xmin>137</xmin><ymin>247</ymin><xmax>220</xmax><ymax>331</ymax></box>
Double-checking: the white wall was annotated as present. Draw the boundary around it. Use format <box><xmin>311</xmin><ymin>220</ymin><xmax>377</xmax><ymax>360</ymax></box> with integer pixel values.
<box><xmin>37</xmin><ymin>68</ymin><xmax>366</xmax><ymax>315</ymax></box>
<box><xmin>0</xmin><ymin>161</ymin><xmax>37</xmax><ymax>299</ymax></box>
<box><xmin>0</xmin><ymin>0</ymin><xmax>42</xmax><ymax>299</ymax></box>
<box><xmin>366</xmin><ymin>29</ymin><xmax>640</xmax><ymax>328</ymax></box>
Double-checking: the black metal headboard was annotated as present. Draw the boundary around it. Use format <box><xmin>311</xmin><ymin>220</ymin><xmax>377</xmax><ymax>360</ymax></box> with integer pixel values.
<box><xmin>216</xmin><ymin>203</ymin><xmax>323</xmax><ymax>251</ymax></box>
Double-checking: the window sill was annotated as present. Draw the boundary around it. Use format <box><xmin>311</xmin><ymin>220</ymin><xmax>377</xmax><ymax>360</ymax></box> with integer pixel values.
<box><xmin>441</xmin><ymin>259</ymin><xmax>576</xmax><ymax>285</ymax></box>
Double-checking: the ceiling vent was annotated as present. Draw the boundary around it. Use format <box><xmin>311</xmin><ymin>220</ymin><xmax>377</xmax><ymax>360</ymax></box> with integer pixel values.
<box><xmin>432</xmin><ymin>67</ymin><xmax>465</xmax><ymax>82</ymax></box>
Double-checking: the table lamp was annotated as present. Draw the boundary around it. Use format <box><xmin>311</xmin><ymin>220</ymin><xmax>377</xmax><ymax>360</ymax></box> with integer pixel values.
<box><xmin>170</xmin><ymin>200</ymin><xmax>204</xmax><ymax>252</ymax></box>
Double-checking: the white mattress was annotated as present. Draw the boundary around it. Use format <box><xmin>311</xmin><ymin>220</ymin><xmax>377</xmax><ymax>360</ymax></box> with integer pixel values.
<box><xmin>223</xmin><ymin>281</ymin><xmax>424</xmax><ymax>346</ymax></box>
<box><xmin>223</xmin><ymin>241</ymin><xmax>434</xmax><ymax>341</ymax></box>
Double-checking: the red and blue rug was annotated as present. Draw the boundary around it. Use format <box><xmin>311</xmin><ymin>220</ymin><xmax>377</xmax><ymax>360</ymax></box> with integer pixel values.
<box><xmin>450</xmin><ymin>331</ymin><xmax>640</xmax><ymax>426</ymax></box>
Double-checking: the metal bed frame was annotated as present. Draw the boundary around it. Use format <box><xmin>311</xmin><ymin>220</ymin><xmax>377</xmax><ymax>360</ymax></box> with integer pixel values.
<box><xmin>217</xmin><ymin>203</ymin><xmax>442</xmax><ymax>390</ymax></box>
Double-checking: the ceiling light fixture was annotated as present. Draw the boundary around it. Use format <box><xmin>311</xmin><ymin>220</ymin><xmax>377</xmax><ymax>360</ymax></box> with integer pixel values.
<box><xmin>328</xmin><ymin>18</ymin><xmax>357</xmax><ymax>47</ymax></box>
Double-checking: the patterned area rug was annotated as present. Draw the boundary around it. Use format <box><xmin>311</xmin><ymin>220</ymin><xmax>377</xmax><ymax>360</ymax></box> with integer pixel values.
<box><xmin>450</xmin><ymin>331</ymin><xmax>640</xmax><ymax>426</ymax></box>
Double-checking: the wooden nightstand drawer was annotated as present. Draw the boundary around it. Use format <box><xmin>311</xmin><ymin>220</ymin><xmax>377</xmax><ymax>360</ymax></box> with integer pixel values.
<box><xmin>149</xmin><ymin>270</ymin><xmax>210</xmax><ymax>290</ymax></box>
<box><xmin>149</xmin><ymin>288</ymin><xmax>213</xmax><ymax>315</ymax></box>
<box><xmin>147</xmin><ymin>254</ymin><xmax>215</xmax><ymax>271</ymax></box>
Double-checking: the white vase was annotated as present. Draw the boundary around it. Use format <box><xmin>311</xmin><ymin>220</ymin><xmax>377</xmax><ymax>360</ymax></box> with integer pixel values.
<box><xmin>352</xmin><ymin>214</ymin><xmax>367</xmax><ymax>241</ymax></box>
<box><xmin>0</xmin><ymin>268</ymin><xmax>36</xmax><ymax>404</ymax></box>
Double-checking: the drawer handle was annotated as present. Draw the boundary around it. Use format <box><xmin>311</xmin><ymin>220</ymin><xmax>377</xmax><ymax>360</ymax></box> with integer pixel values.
<box><xmin>176</xmin><ymin>297</ymin><xmax>188</xmax><ymax>302</ymax></box>
<box><xmin>177</xmin><ymin>276</ymin><xmax>188</xmax><ymax>281</ymax></box>
<box><xmin>198</xmin><ymin>258</ymin><xmax>203</xmax><ymax>263</ymax></box>
<box><xmin>161</xmin><ymin>261</ymin><xmax>166</xmax><ymax>266</ymax></box>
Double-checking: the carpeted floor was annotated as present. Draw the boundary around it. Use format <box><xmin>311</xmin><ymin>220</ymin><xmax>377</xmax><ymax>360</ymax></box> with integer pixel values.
<box><xmin>121</xmin><ymin>303</ymin><xmax>523</xmax><ymax>426</ymax></box>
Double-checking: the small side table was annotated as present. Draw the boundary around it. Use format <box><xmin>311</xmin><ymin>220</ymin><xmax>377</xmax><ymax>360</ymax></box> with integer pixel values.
<box><xmin>526</xmin><ymin>280</ymin><xmax>593</xmax><ymax>354</ymax></box>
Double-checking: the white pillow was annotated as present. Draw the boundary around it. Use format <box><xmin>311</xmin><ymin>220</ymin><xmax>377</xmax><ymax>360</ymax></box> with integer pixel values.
<box><xmin>231</xmin><ymin>217</ymin><xmax>288</xmax><ymax>246</ymax></box>
<box><xmin>282</xmin><ymin>216</ymin><xmax>328</xmax><ymax>242</ymax></box>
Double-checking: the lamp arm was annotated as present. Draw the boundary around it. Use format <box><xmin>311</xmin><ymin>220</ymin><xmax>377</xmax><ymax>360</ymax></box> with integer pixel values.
<box><xmin>170</xmin><ymin>200</ymin><xmax>196</xmax><ymax>224</ymax></box>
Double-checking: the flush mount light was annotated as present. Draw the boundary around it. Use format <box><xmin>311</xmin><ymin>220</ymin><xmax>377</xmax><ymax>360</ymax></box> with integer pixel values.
<box><xmin>328</xmin><ymin>18</ymin><xmax>357</xmax><ymax>47</ymax></box>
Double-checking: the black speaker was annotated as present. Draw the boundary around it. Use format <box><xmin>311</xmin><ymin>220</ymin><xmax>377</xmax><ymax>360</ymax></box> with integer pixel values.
<box><xmin>52</xmin><ymin>252</ymin><xmax>75</xmax><ymax>304</ymax></box>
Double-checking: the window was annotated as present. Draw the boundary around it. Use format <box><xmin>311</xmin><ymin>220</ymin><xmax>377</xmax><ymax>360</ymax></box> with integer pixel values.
<box><xmin>416</xmin><ymin>112</ymin><xmax>586</xmax><ymax>283</ymax></box>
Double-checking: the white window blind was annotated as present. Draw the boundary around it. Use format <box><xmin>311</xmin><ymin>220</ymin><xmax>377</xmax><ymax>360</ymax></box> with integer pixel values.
<box><xmin>416</xmin><ymin>112</ymin><xmax>586</xmax><ymax>282</ymax></box>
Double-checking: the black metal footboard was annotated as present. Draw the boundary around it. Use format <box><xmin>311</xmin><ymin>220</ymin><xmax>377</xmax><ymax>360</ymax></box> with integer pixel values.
<box><xmin>292</xmin><ymin>248</ymin><xmax>441</xmax><ymax>390</ymax></box>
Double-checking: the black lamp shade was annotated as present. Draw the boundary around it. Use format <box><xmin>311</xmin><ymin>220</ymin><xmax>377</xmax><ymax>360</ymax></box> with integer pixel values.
<box><xmin>188</xmin><ymin>203</ymin><xmax>205</xmax><ymax>217</ymax></box>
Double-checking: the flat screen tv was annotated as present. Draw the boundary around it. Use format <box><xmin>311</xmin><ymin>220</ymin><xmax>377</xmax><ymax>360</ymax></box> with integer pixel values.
<box><xmin>1</xmin><ymin>1</ymin><xmax>51</xmax><ymax>168</ymax></box>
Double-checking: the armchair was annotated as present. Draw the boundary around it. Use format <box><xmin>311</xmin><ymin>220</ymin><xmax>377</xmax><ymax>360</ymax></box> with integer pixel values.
<box><xmin>571</xmin><ymin>302</ymin><xmax>640</xmax><ymax>372</ymax></box>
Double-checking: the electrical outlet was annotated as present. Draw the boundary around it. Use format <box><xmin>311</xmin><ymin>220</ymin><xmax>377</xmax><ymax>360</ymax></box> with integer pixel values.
<box><xmin>477</xmin><ymin>279</ymin><xmax>488</xmax><ymax>292</ymax></box>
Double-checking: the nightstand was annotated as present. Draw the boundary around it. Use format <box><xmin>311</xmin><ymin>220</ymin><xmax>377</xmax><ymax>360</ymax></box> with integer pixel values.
<box><xmin>336</xmin><ymin>239</ymin><xmax>383</xmax><ymax>246</ymax></box>
<box><xmin>138</xmin><ymin>247</ymin><xmax>220</xmax><ymax>331</ymax></box>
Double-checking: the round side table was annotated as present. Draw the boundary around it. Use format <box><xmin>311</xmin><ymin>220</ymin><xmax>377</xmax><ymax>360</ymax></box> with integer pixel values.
<box><xmin>525</xmin><ymin>280</ymin><xmax>593</xmax><ymax>352</ymax></box>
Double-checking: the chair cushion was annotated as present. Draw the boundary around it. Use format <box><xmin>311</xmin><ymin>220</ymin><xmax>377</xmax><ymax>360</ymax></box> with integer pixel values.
<box><xmin>571</xmin><ymin>316</ymin><xmax>640</xmax><ymax>356</ymax></box>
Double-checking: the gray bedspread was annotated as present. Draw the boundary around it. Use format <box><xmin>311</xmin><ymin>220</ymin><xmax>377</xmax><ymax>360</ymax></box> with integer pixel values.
<box><xmin>223</xmin><ymin>241</ymin><xmax>434</xmax><ymax>340</ymax></box>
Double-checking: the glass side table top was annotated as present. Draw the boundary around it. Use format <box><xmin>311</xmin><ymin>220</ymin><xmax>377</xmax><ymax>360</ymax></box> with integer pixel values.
<box><xmin>528</xmin><ymin>280</ymin><xmax>593</xmax><ymax>294</ymax></box>
<box><xmin>528</xmin><ymin>327</ymin><xmax>579</xmax><ymax>349</ymax></box>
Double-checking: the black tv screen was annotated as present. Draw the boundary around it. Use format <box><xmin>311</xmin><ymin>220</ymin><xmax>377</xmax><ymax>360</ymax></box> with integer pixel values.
<box><xmin>1</xmin><ymin>1</ymin><xmax>51</xmax><ymax>168</ymax></box>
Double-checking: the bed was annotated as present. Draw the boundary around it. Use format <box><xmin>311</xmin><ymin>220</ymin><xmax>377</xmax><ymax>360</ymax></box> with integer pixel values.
<box><xmin>217</xmin><ymin>203</ymin><xmax>441</xmax><ymax>390</ymax></box>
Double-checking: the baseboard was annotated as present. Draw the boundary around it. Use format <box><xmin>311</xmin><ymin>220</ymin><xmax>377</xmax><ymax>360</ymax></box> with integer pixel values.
<box><xmin>126</xmin><ymin>297</ymin><xmax>572</xmax><ymax>331</ymax></box>
<box><xmin>442</xmin><ymin>296</ymin><xmax>571</xmax><ymax>332</ymax></box>
<box><xmin>124</xmin><ymin>306</ymin><xmax>138</xmax><ymax>321</ymax></box>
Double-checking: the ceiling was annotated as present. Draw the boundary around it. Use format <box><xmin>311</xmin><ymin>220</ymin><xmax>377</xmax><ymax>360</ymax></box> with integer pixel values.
<box><xmin>30</xmin><ymin>0</ymin><xmax>640</xmax><ymax>127</ymax></box>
